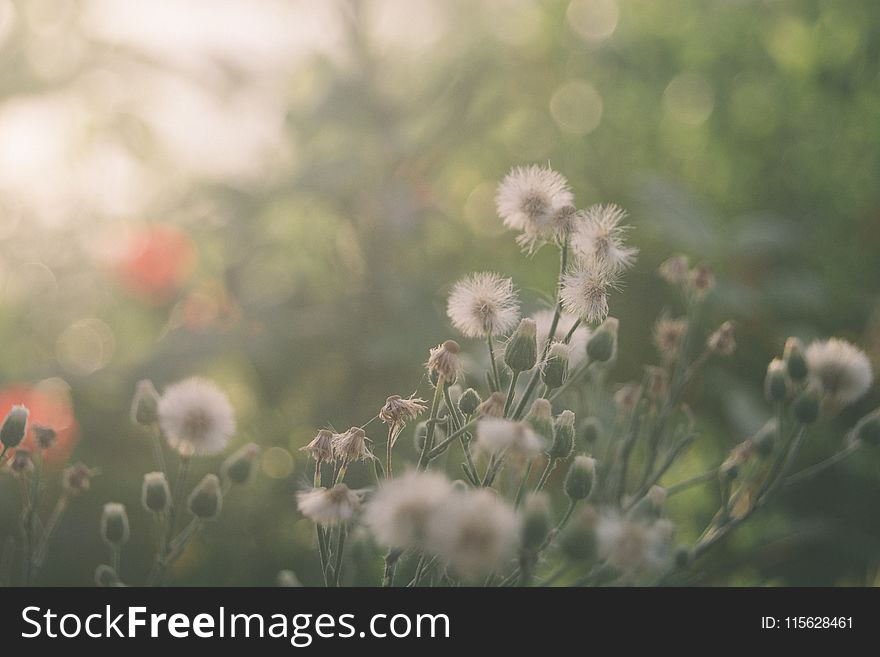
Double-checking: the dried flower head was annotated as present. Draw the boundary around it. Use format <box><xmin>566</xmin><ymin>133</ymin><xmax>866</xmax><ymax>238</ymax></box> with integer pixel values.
<box><xmin>158</xmin><ymin>378</ymin><xmax>235</xmax><ymax>457</ymax></box>
<box><xmin>572</xmin><ymin>204</ymin><xmax>638</xmax><ymax>271</ymax></box>
<box><xmin>301</xmin><ymin>429</ymin><xmax>335</xmax><ymax>463</ymax></box>
<box><xmin>495</xmin><ymin>165</ymin><xmax>574</xmax><ymax>252</ymax></box>
<box><xmin>9</xmin><ymin>449</ymin><xmax>34</xmax><ymax>476</ymax></box>
<box><xmin>296</xmin><ymin>485</ymin><xmax>361</xmax><ymax>526</ymax></box>
<box><xmin>332</xmin><ymin>427</ymin><xmax>374</xmax><ymax>463</ymax></box>
<box><xmin>379</xmin><ymin>395</ymin><xmax>428</xmax><ymax>430</ymax></box>
<box><xmin>475</xmin><ymin>418</ymin><xmax>544</xmax><ymax>458</ymax></box>
<box><xmin>32</xmin><ymin>424</ymin><xmax>57</xmax><ymax>450</ymax></box>
<box><xmin>427</xmin><ymin>488</ymin><xmax>520</xmax><ymax>579</ymax></box>
<box><xmin>805</xmin><ymin>338</ymin><xmax>873</xmax><ymax>408</ymax></box>
<box><xmin>62</xmin><ymin>462</ymin><xmax>97</xmax><ymax>495</ymax></box>
<box><xmin>658</xmin><ymin>254</ymin><xmax>690</xmax><ymax>285</ymax></box>
<box><xmin>708</xmin><ymin>321</ymin><xmax>736</xmax><ymax>356</ymax></box>
<box><xmin>560</xmin><ymin>259</ymin><xmax>619</xmax><ymax>324</ymax></box>
<box><xmin>653</xmin><ymin>316</ymin><xmax>688</xmax><ymax>361</ymax></box>
<box><xmin>533</xmin><ymin>309</ymin><xmax>590</xmax><ymax>366</ymax></box>
<box><xmin>363</xmin><ymin>470</ymin><xmax>454</xmax><ymax>550</ymax></box>
<box><xmin>688</xmin><ymin>264</ymin><xmax>715</xmax><ymax>297</ymax></box>
<box><xmin>446</xmin><ymin>272</ymin><xmax>520</xmax><ymax>338</ymax></box>
<box><xmin>596</xmin><ymin>513</ymin><xmax>673</xmax><ymax>578</ymax></box>
<box><xmin>427</xmin><ymin>340</ymin><xmax>463</xmax><ymax>383</ymax></box>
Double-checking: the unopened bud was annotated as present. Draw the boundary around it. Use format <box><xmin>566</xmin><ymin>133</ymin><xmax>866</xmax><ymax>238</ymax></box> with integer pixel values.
<box><xmin>521</xmin><ymin>493</ymin><xmax>552</xmax><ymax>553</ymax></box>
<box><xmin>550</xmin><ymin>410</ymin><xmax>575</xmax><ymax>461</ymax></box>
<box><xmin>130</xmin><ymin>380</ymin><xmax>160</xmax><ymax>426</ymax></box>
<box><xmin>188</xmin><ymin>474</ymin><xmax>223</xmax><ymax>520</ymax></box>
<box><xmin>559</xmin><ymin>506</ymin><xmax>598</xmax><ymax>562</ymax></box>
<box><xmin>579</xmin><ymin>417</ymin><xmax>603</xmax><ymax>445</ymax></box>
<box><xmin>101</xmin><ymin>503</ymin><xmax>129</xmax><ymax>546</ymax></box>
<box><xmin>854</xmin><ymin>409</ymin><xmax>880</xmax><ymax>447</ymax></box>
<box><xmin>526</xmin><ymin>399</ymin><xmax>554</xmax><ymax>444</ymax></box>
<box><xmin>458</xmin><ymin>388</ymin><xmax>482</xmax><ymax>416</ymax></box>
<box><xmin>94</xmin><ymin>564</ymin><xmax>120</xmax><ymax>587</ymax></box>
<box><xmin>541</xmin><ymin>343</ymin><xmax>569</xmax><ymax>390</ymax></box>
<box><xmin>765</xmin><ymin>359</ymin><xmax>788</xmax><ymax>403</ymax></box>
<box><xmin>752</xmin><ymin>418</ymin><xmax>777</xmax><ymax>457</ymax></box>
<box><xmin>477</xmin><ymin>391</ymin><xmax>506</xmax><ymax>418</ymax></box>
<box><xmin>587</xmin><ymin>317</ymin><xmax>618</xmax><ymax>363</ymax></box>
<box><xmin>222</xmin><ymin>443</ymin><xmax>261</xmax><ymax>484</ymax></box>
<box><xmin>1</xmin><ymin>405</ymin><xmax>28</xmax><ymax>449</ymax></box>
<box><xmin>504</xmin><ymin>319</ymin><xmax>538</xmax><ymax>373</ymax></box>
<box><xmin>793</xmin><ymin>385</ymin><xmax>821</xmax><ymax>425</ymax></box>
<box><xmin>783</xmin><ymin>337</ymin><xmax>808</xmax><ymax>382</ymax></box>
<box><xmin>141</xmin><ymin>472</ymin><xmax>171</xmax><ymax>513</ymax></box>
<box><xmin>564</xmin><ymin>455</ymin><xmax>596</xmax><ymax>501</ymax></box>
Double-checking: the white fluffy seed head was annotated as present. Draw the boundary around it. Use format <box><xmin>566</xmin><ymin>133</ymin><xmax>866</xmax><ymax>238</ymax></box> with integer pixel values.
<box><xmin>805</xmin><ymin>338</ymin><xmax>873</xmax><ymax>408</ymax></box>
<box><xmin>495</xmin><ymin>165</ymin><xmax>574</xmax><ymax>252</ymax></box>
<box><xmin>475</xmin><ymin>418</ymin><xmax>544</xmax><ymax>458</ymax></box>
<box><xmin>596</xmin><ymin>513</ymin><xmax>673</xmax><ymax>578</ymax></box>
<box><xmin>363</xmin><ymin>471</ymin><xmax>454</xmax><ymax>550</ymax></box>
<box><xmin>157</xmin><ymin>378</ymin><xmax>236</xmax><ymax>457</ymax></box>
<box><xmin>296</xmin><ymin>485</ymin><xmax>361</xmax><ymax>526</ymax></box>
<box><xmin>533</xmin><ymin>309</ymin><xmax>590</xmax><ymax>366</ymax></box>
<box><xmin>427</xmin><ymin>488</ymin><xmax>520</xmax><ymax>580</ymax></box>
<box><xmin>572</xmin><ymin>204</ymin><xmax>638</xmax><ymax>272</ymax></box>
<box><xmin>560</xmin><ymin>259</ymin><xmax>619</xmax><ymax>324</ymax></box>
<box><xmin>446</xmin><ymin>272</ymin><xmax>520</xmax><ymax>338</ymax></box>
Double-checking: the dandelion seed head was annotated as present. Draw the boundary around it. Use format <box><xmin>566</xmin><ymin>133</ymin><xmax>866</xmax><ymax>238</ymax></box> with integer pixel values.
<box><xmin>475</xmin><ymin>418</ymin><xmax>544</xmax><ymax>458</ymax></box>
<box><xmin>446</xmin><ymin>272</ymin><xmax>520</xmax><ymax>338</ymax></box>
<box><xmin>364</xmin><ymin>470</ymin><xmax>454</xmax><ymax>550</ymax></box>
<box><xmin>805</xmin><ymin>338</ymin><xmax>873</xmax><ymax>408</ymax></box>
<box><xmin>533</xmin><ymin>309</ymin><xmax>590</xmax><ymax>366</ymax></box>
<box><xmin>572</xmin><ymin>204</ymin><xmax>638</xmax><ymax>271</ymax></box>
<box><xmin>560</xmin><ymin>259</ymin><xmax>618</xmax><ymax>324</ymax></box>
<box><xmin>496</xmin><ymin>165</ymin><xmax>574</xmax><ymax>252</ymax></box>
<box><xmin>157</xmin><ymin>378</ymin><xmax>235</xmax><ymax>457</ymax></box>
<box><xmin>296</xmin><ymin>485</ymin><xmax>361</xmax><ymax>526</ymax></box>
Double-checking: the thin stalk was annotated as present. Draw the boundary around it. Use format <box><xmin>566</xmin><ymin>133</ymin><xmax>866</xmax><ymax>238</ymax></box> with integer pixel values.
<box><xmin>332</xmin><ymin>526</ymin><xmax>347</xmax><ymax>587</ymax></box>
<box><xmin>417</xmin><ymin>376</ymin><xmax>445</xmax><ymax>469</ymax></box>
<box><xmin>503</xmin><ymin>371</ymin><xmax>521</xmax><ymax>417</ymax></box>
<box><xmin>513</xmin><ymin>459</ymin><xmax>534</xmax><ymax>509</ymax></box>
<box><xmin>487</xmin><ymin>334</ymin><xmax>501</xmax><ymax>393</ymax></box>
<box><xmin>382</xmin><ymin>549</ymin><xmax>402</xmax><ymax>587</ymax></box>
<box><xmin>33</xmin><ymin>494</ymin><xmax>69</xmax><ymax>567</ymax></box>
<box><xmin>427</xmin><ymin>417</ymin><xmax>478</xmax><ymax>461</ymax></box>
<box><xmin>665</xmin><ymin>467</ymin><xmax>719</xmax><ymax>496</ymax></box>
<box><xmin>150</xmin><ymin>424</ymin><xmax>167</xmax><ymax>474</ymax></box>
<box><xmin>533</xmin><ymin>458</ymin><xmax>556</xmax><ymax>493</ymax></box>
<box><xmin>385</xmin><ymin>426</ymin><xmax>396</xmax><ymax>479</ymax></box>
<box><xmin>316</xmin><ymin>525</ymin><xmax>330</xmax><ymax>586</ymax></box>
<box><xmin>313</xmin><ymin>459</ymin><xmax>322</xmax><ymax>488</ymax></box>
<box><xmin>110</xmin><ymin>544</ymin><xmax>121</xmax><ymax>575</ymax></box>
<box><xmin>783</xmin><ymin>442</ymin><xmax>860</xmax><ymax>489</ymax></box>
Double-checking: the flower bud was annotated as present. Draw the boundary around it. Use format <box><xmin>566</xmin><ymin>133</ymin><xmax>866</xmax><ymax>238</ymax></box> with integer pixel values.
<box><xmin>9</xmin><ymin>449</ymin><xmax>34</xmax><ymax>476</ymax></box>
<box><xmin>141</xmin><ymin>472</ymin><xmax>171</xmax><ymax>513</ymax></box>
<box><xmin>673</xmin><ymin>545</ymin><xmax>692</xmax><ymax>569</ymax></box>
<box><xmin>458</xmin><ymin>388</ymin><xmax>482</xmax><ymax>416</ymax></box>
<box><xmin>520</xmin><ymin>493</ymin><xmax>551</xmax><ymax>553</ymax></box>
<box><xmin>752</xmin><ymin>418</ymin><xmax>777</xmax><ymax>457</ymax></box>
<box><xmin>564</xmin><ymin>455</ymin><xmax>596</xmax><ymax>501</ymax></box>
<box><xmin>188</xmin><ymin>474</ymin><xmax>223</xmax><ymax>520</ymax></box>
<box><xmin>1</xmin><ymin>405</ymin><xmax>28</xmax><ymax>449</ymax></box>
<box><xmin>504</xmin><ymin>318</ymin><xmax>537</xmax><ymax>373</ymax></box>
<box><xmin>526</xmin><ymin>399</ymin><xmax>554</xmax><ymax>444</ymax></box>
<box><xmin>783</xmin><ymin>337</ymin><xmax>808</xmax><ymax>383</ymax></box>
<box><xmin>629</xmin><ymin>485</ymin><xmax>667</xmax><ymax>520</ymax></box>
<box><xmin>793</xmin><ymin>385</ymin><xmax>821</xmax><ymax>425</ymax></box>
<box><xmin>101</xmin><ymin>503</ymin><xmax>130</xmax><ymax>546</ymax></box>
<box><xmin>688</xmin><ymin>263</ymin><xmax>715</xmax><ymax>297</ymax></box>
<box><xmin>559</xmin><ymin>506</ymin><xmax>598</xmax><ymax>562</ymax></box>
<box><xmin>854</xmin><ymin>409</ymin><xmax>880</xmax><ymax>447</ymax></box>
<box><xmin>95</xmin><ymin>564</ymin><xmax>120</xmax><ymax>587</ymax></box>
<box><xmin>550</xmin><ymin>410</ymin><xmax>575</xmax><ymax>461</ymax></box>
<box><xmin>587</xmin><ymin>317</ymin><xmax>618</xmax><ymax>363</ymax></box>
<box><xmin>764</xmin><ymin>359</ymin><xmax>788</xmax><ymax>403</ymax></box>
<box><xmin>707</xmin><ymin>321</ymin><xmax>736</xmax><ymax>356</ymax></box>
<box><xmin>579</xmin><ymin>417</ymin><xmax>603</xmax><ymax>445</ymax></box>
<box><xmin>130</xmin><ymin>379</ymin><xmax>160</xmax><ymax>426</ymax></box>
<box><xmin>222</xmin><ymin>442</ymin><xmax>261</xmax><ymax>484</ymax></box>
<box><xmin>477</xmin><ymin>391</ymin><xmax>506</xmax><ymax>417</ymax></box>
<box><xmin>541</xmin><ymin>343</ymin><xmax>569</xmax><ymax>390</ymax></box>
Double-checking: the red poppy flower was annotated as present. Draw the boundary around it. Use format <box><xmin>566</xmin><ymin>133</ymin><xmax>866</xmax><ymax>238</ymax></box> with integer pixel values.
<box><xmin>114</xmin><ymin>226</ymin><xmax>196</xmax><ymax>304</ymax></box>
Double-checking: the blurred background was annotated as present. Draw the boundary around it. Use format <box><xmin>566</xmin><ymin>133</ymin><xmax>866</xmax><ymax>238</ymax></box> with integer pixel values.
<box><xmin>1</xmin><ymin>0</ymin><xmax>879</xmax><ymax>586</ymax></box>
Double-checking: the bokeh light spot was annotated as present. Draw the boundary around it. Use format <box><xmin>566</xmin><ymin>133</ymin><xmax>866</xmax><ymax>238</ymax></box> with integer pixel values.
<box><xmin>262</xmin><ymin>446</ymin><xmax>294</xmax><ymax>479</ymax></box>
<box><xmin>550</xmin><ymin>80</ymin><xmax>603</xmax><ymax>135</ymax></box>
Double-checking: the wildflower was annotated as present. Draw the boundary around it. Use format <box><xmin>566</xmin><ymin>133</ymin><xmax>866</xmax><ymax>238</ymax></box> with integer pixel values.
<box><xmin>586</xmin><ymin>317</ymin><xmax>618</xmax><ymax>363</ymax></box>
<box><xmin>550</xmin><ymin>410</ymin><xmax>576</xmax><ymax>461</ymax></box>
<box><xmin>426</xmin><ymin>340</ymin><xmax>463</xmax><ymax>383</ymax></box>
<box><xmin>596</xmin><ymin>513</ymin><xmax>673</xmax><ymax>577</ymax></box>
<box><xmin>187</xmin><ymin>474</ymin><xmax>223</xmax><ymax>520</ymax></box>
<box><xmin>301</xmin><ymin>429</ymin><xmax>335</xmax><ymax>463</ymax></box>
<box><xmin>504</xmin><ymin>318</ymin><xmax>538</xmax><ymax>373</ymax></box>
<box><xmin>379</xmin><ymin>395</ymin><xmax>427</xmax><ymax>430</ymax></box>
<box><xmin>100</xmin><ymin>503</ymin><xmax>130</xmax><ymax>546</ymax></box>
<box><xmin>332</xmin><ymin>427</ymin><xmax>374</xmax><ymax>463</ymax></box>
<box><xmin>707</xmin><ymin>321</ymin><xmax>736</xmax><ymax>356</ymax></box>
<box><xmin>653</xmin><ymin>316</ymin><xmax>688</xmax><ymax>361</ymax></box>
<box><xmin>458</xmin><ymin>388</ymin><xmax>482</xmax><ymax>416</ymax></box>
<box><xmin>658</xmin><ymin>254</ymin><xmax>690</xmax><ymax>285</ymax></box>
<box><xmin>1</xmin><ymin>405</ymin><xmax>28</xmax><ymax>450</ymax></box>
<box><xmin>541</xmin><ymin>342</ymin><xmax>569</xmax><ymax>389</ymax></box>
<box><xmin>130</xmin><ymin>379</ymin><xmax>160</xmax><ymax>426</ymax></box>
<box><xmin>805</xmin><ymin>338</ymin><xmax>873</xmax><ymax>408</ymax></box>
<box><xmin>32</xmin><ymin>424</ymin><xmax>57</xmax><ymax>450</ymax></box>
<box><xmin>560</xmin><ymin>259</ymin><xmax>619</xmax><ymax>324</ymax></box>
<box><xmin>9</xmin><ymin>449</ymin><xmax>34</xmax><ymax>476</ymax></box>
<box><xmin>141</xmin><ymin>472</ymin><xmax>171</xmax><ymax>513</ymax></box>
<box><xmin>62</xmin><ymin>462</ymin><xmax>97</xmax><ymax>495</ymax></box>
<box><xmin>428</xmin><ymin>489</ymin><xmax>520</xmax><ymax>579</ymax></box>
<box><xmin>792</xmin><ymin>383</ymin><xmax>821</xmax><ymax>425</ymax></box>
<box><xmin>783</xmin><ymin>337</ymin><xmax>808</xmax><ymax>382</ymax></box>
<box><xmin>688</xmin><ymin>264</ymin><xmax>715</xmax><ymax>297</ymax></box>
<box><xmin>765</xmin><ymin>359</ymin><xmax>788</xmax><ymax>403</ymax></box>
<box><xmin>533</xmin><ymin>309</ymin><xmax>590</xmax><ymax>366</ymax></box>
<box><xmin>446</xmin><ymin>272</ymin><xmax>520</xmax><ymax>338</ymax></box>
<box><xmin>564</xmin><ymin>455</ymin><xmax>596</xmax><ymax>501</ymax></box>
<box><xmin>157</xmin><ymin>378</ymin><xmax>235</xmax><ymax>457</ymax></box>
<box><xmin>222</xmin><ymin>443</ymin><xmax>261</xmax><ymax>484</ymax></box>
<box><xmin>560</xmin><ymin>506</ymin><xmax>599</xmax><ymax>562</ymax></box>
<box><xmin>296</xmin><ymin>485</ymin><xmax>360</xmax><ymax>526</ymax></box>
<box><xmin>579</xmin><ymin>417</ymin><xmax>603</xmax><ymax>445</ymax></box>
<box><xmin>495</xmin><ymin>165</ymin><xmax>574</xmax><ymax>252</ymax></box>
<box><xmin>525</xmin><ymin>398</ymin><xmax>554</xmax><ymax>443</ymax></box>
<box><xmin>520</xmin><ymin>493</ymin><xmax>552</xmax><ymax>553</ymax></box>
<box><xmin>363</xmin><ymin>471</ymin><xmax>453</xmax><ymax>550</ymax></box>
<box><xmin>571</xmin><ymin>204</ymin><xmax>638</xmax><ymax>271</ymax></box>
<box><xmin>477</xmin><ymin>391</ymin><xmax>506</xmax><ymax>417</ymax></box>
<box><xmin>476</xmin><ymin>418</ymin><xmax>544</xmax><ymax>458</ymax></box>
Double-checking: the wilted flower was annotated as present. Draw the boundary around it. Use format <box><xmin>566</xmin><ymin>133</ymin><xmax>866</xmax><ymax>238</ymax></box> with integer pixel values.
<box><xmin>363</xmin><ymin>471</ymin><xmax>454</xmax><ymax>550</ymax></box>
<box><xmin>805</xmin><ymin>338</ymin><xmax>873</xmax><ymax>408</ymax></box>
<box><xmin>653</xmin><ymin>316</ymin><xmax>688</xmax><ymax>362</ymax></box>
<box><xmin>476</xmin><ymin>418</ymin><xmax>544</xmax><ymax>458</ymax></box>
<box><xmin>301</xmin><ymin>429</ymin><xmax>335</xmax><ymax>463</ymax></box>
<box><xmin>9</xmin><ymin>449</ymin><xmax>34</xmax><ymax>476</ymax></box>
<box><xmin>560</xmin><ymin>259</ymin><xmax>619</xmax><ymax>324</ymax></box>
<box><xmin>332</xmin><ymin>427</ymin><xmax>374</xmax><ymax>463</ymax></box>
<box><xmin>157</xmin><ymin>378</ymin><xmax>236</xmax><ymax>457</ymax></box>
<box><xmin>688</xmin><ymin>264</ymin><xmax>715</xmax><ymax>297</ymax></box>
<box><xmin>495</xmin><ymin>165</ymin><xmax>574</xmax><ymax>252</ymax></box>
<box><xmin>62</xmin><ymin>462</ymin><xmax>97</xmax><ymax>495</ymax></box>
<box><xmin>427</xmin><ymin>340</ymin><xmax>464</xmax><ymax>382</ymax></box>
<box><xmin>533</xmin><ymin>309</ymin><xmax>590</xmax><ymax>366</ymax></box>
<box><xmin>707</xmin><ymin>321</ymin><xmax>736</xmax><ymax>356</ymax></box>
<box><xmin>427</xmin><ymin>489</ymin><xmax>520</xmax><ymax>579</ymax></box>
<box><xmin>571</xmin><ymin>204</ymin><xmax>638</xmax><ymax>271</ymax></box>
<box><xmin>379</xmin><ymin>395</ymin><xmax>428</xmax><ymax>430</ymax></box>
<box><xmin>296</xmin><ymin>485</ymin><xmax>361</xmax><ymax>526</ymax></box>
<box><xmin>658</xmin><ymin>254</ymin><xmax>690</xmax><ymax>285</ymax></box>
<box><xmin>32</xmin><ymin>424</ymin><xmax>57</xmax><ymax>450</ymax></box>
<box><xmin>446</xmin><ymin>272</ymin><xmax>520</xmax><ymax>338</ymax></box>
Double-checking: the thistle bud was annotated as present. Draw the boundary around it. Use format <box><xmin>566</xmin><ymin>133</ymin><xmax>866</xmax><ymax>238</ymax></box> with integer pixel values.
<box><xmin>783</xmin><ymin>337</ymin><xmax>808</xmax><ymax>382</ymax></box>
<box><xmin>520</xmin><ymin>493</ymin><xmax>552</xmax><ymax>553</ymax></box>
<box><xmin>188</xmin><ymin>474</ymin><xmax>223</xmax><ymax>520</ymax></box>
<box><xmin>752</xmin><ymin>418</ymin><xmax>777</xmax><ymax>457</ymax></box>
<box><xmin>458</xmin><ymin>388</ymin><xmax>482</xmax><ymax>416</ymax></box>
<box><xmin>477</xmin><ymin>391</ymin><xmax>506</xmax><ymax>418</ymax></box>
<box><xmin>559</xmin><ymin>506</ymin><xmax>598</xmax><ymax>562</ymax></box>
<box><xmin>526</xmin><ymin>399</ymin><xmax>554</xmax><ymax>444</ymax></box>
<box><xmin>95</xmin><ymin>564</ymin><xmax>120</xmax><ymax>587</ymax></box>
<box><xmin>141</xmin><ymin>472</ymin><xmax>171</xmax><ymax>513</ymax></box>
<box><xmin>551</xmin><ymin>410</ymin><xmax>576</xmax><ymax>461</ymax></box>
<box><xmin>854</xmin><ymin>409</ymin><xmax>880</xmax><ymax>447</ymax></box>
<box><xmin>579</xmin><ymin>417</ymin><xmax>603</xmax><ymax>445</ymax></box>
<box><xmin>504</xmin><ymin>318</ymin><xmax>537</xmax><ymax>373</ymax></box>
<box><xmin>100</xmin><ymin>503</ymin><xmax>129</xmax><ymax>546</ymax></box>
<box><xmin>707</xmin><ymin>321</ymin><xmax>736</xmax><ymax>357</ymax></box>
<box><xmin>587</xmin><ymin>317</ymin><xmax>618</xmax><ymax>363</ymax></box>
<box><xmin>564</xmin><ymin>455</ymin><xmax>596</xmax><ymax>501</ymax></box>
<box><xmin>9</xmin><ymin>449</ymin><xmax>34</xmax><ymax>476</ymax></box>
<box><xmin>222</xmin><ymin>442</ymin><xmax>261</xmax><ymax>484</ymax></box>
<box><xmin>130</xmin><ymin>379</ymin><xmax>160</xmax><ymax>426</ymax></box>
<box><xmin>793</xmin><ymin>384</ymin><xmax>821</xmax><ymax>425</ymax></box>
<box><xmin>541</xmin><ymin>343</ymin><xmax>569</xmax><ymax>390</ymax></box>
<box><xmin>1</xmin><ymin>405</ymin><xmax>28</xmax><ymax>449</ymax></box>
<box><xmin>764</xmin><ymin>359</ymin><xmax>788</xmax><ymax>403</ymax></box>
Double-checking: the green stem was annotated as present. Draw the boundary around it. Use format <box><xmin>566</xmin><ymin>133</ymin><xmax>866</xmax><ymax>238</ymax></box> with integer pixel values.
<box><xmin>332</xmin><ymin>525</ymin><xmax>347</xmax><ymax>587</ymax></box>
<box><xmin>428</xmin><ymin>417</ymin><xmax>479</xmax><ymax>460</ymax></box>
<box><xmin>665</xmin><ymin>467</ymin><xmax>719</xmax><ymax>496</ymax></box>
<box><xmin>503</xmin><ymin>370</ymin><xmax>521</xmax><ymax>417</ymax></box>
<box><xmin>150</xmin><ymin>424</ymin><xmax>167</xmax><ymax>474</ymax></box>
<box><xmin>487</xmin><ymin>334</ymin><xmax>501</xmax><ymax>393</ymax></box>
<box><xmin>418</xmin><ymin>377</ymin><xmax>445</xmax><ymax>469</ymax></box>
<box><xmin>382</xmin><ymin>549</ymin><xmax>402</xmax><ymax>587</ymax></box>
<box><xmin>317</xmin><ymin>525</ymin><xmax>330</xmax><ymax>586</ymax></box>
<box><xmin>783</xmin><ymin>442</ymin><xmax>860</xmax><ymax>489</ymax></box>
<box><xmin>533</xmin><ymin>458</ymin><xmax>556</xmax><ymax>493</ymax></box>
<box><xmin>513</xmin><ymin>459</ymin><xmax>534</xmax><ymax>509</ymax></box>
